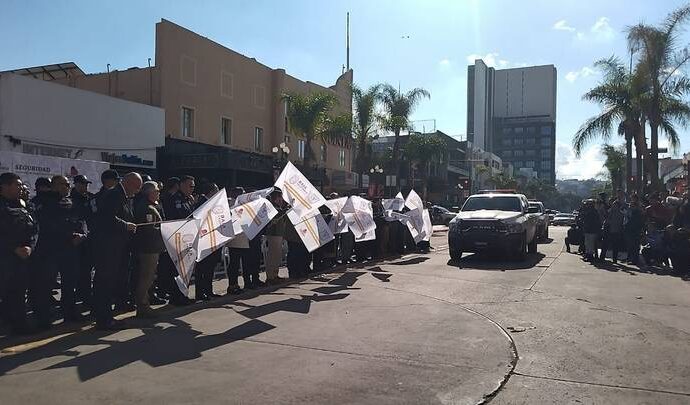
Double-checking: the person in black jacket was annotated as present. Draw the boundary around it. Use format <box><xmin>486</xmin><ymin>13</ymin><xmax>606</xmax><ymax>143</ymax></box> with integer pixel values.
<box><xmin>193</xmin><ymin>181</ymin><xmax>223</xmax><ymax>301</ymax></box>
<box><xmin>581</xmin><ymin>200</ymin><xmax>602</xmax><ymax>262</ymax></box>
<box><xmin>92</xmin><ymin>172</ymin><xmax>141</xmax><ymax>330</ymax></box>
<box><xmin>133</xmin><ymin>181</ymin><xmax>165</xmax><ymax>318</ymax></box>
<box><xmin>70</xmin><ymin>175</ymin><xmax>95</xmax><ymax>308</ymax></box>
<box><xmin>0</xmin><ymin>173</ymin><xmax>39</xmax><ymax>334</ymax></box>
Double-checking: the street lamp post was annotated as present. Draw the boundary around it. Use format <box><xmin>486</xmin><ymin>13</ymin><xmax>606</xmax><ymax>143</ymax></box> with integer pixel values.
<box><xmin>272</xmin><ymin>143</ymin><xmax>290</xmax><ymax>181</ymax></box>
<box><xmin>369</xmin><ymin>165</ymin><xmax>384</xmax><ymax>197</ymax></box>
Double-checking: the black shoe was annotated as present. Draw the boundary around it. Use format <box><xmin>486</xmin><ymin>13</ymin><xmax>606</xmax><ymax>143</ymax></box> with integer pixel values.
<box><xmin>149</xmin><ymin>295</ymin><xmax>167</xmax><ymax>305</ymax></box>
<box><xmin>254</xmin><ymin>281</ymin><xmax>266</xmax><ymax>288</ymax></box>
<box><xmin>195</xmin><ymin>293</ymin><xmax>212</xmax><ymax>302</ymax></box>
<box><xmin>169</xmin><ymin>297</ymin><xmax>194</xmax><ymax>306</ymax></box>
<box><xmin>64</xmin><ymin>313</ymin><xmax>88</xmax><ymax>323</ymax></box>
<box><xmin>208</xmin><ymin>292</ymin><xmax>222</xmax><ymax>298</ymax></box>
<box><xmin>226</xmin><ymin>286</ymin><xmax>242</xmax><ymax>295</ymax></box>
<box><xmin>114</xmin><ymin>302</ymin><xmax>136</xmax><ymax>313</ymax></box>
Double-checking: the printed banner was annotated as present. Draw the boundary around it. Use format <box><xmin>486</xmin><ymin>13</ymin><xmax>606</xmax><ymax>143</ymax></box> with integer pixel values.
<box><xmin>382</xmin><ymin>195</ymin><xmax>405</xmax><ymax>212</ymax></box>
<box><xmin>355</xmin><ymin>228</ymin><xmax>376</xmax><ymax>242</ymax></box>
<box><xmin>160</xmin><ymin>219</ymin><xmax>201</xmax><ymax>296</ymax></box>
<box><xmin>274</xmin><ymin>161</ymin><xmax>326</xmax><ymax>218</ymax></box>
<box><xmin>384</xmin><ymin>210</ymin><xmax>409</xmax><ymax>222</ymax></box>
<box><xmin>294</xmin><ymin>213</ymin><xmax>335</xmax><ymax>253</ymax></box>
<box><xmin>325</xmin><ymin>197</ymin><xmax>349</xmax><ymax>234</ymax></box>
<box><xmin>231</xmin><ymin>197</ymin><xmax>278</xmax><ymax>241</ymax></box>
<box><xmin>233</xmin><ymin>187</ymin><xmax>274</xmax><ymax>206</ymax></box>
<box><xmin>193</xmin><ymin>189</ymin><xmax>235</xmax><ymax>262</ymax></box>
<box><xmin>405</xmin><ymin>189</ymin><xmax>424</xmax><ymax>212</ymax></box>
<box><xmin>422</xmin><ymin>209</ymin><xmax>433</xmax><ymax>242</ymax></box>
<box><xmin>342</xmin><ymin>196</ymin><xmax>376</xmax><ymax>238</ymax></box>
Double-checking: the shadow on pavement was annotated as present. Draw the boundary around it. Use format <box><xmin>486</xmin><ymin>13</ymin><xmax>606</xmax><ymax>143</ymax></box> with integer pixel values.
<box><xmin>389</xmin><ymin>257</ymin><xmax>430</xmax><ymax>266</ymax></box>
<box><xmin>538</xmin><ymin>238</ymin><xmax>554</xmax><ymax>244</ymax></box>
<box><xmin>447</xmin><ymin>253</ymin><xmax>547</xmax><ymax>271</ymax></box>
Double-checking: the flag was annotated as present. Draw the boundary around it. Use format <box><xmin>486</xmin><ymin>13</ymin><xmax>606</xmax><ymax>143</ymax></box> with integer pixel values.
<box><xmin>231</xmin><ymin>197</ymin><xmax>278</xmax><ymax>240</ymax></box>
<box><xmin>160</xmin><ymin>219</ymin><xmax>200</xmax><ymax>296</ymax></box>
<box><xmin>193</xmin><ymin>189</ymin><xmax>235</xmax><ymax>262</ymax></box>
<box><xmin>355</xmin><ymin>228</ymin><xmax>376</xmax><ymax>242</ymax></box>
<box><xmin>342</xmin><ymin>196</ymin><xmax>376</xmax><ymax>238</ymax></box>
<box><xmin>294</xmin><ymin>213</ymin><xmax>335</xmax><ymax>253</ymax></box>
<box><xmin>422</xmin><ymin>209</ymin><xmax>433</xmax><ymax>242</ymax></box>
<box><xmin>274</xmin><ymin>161</ymin><xmax>326</xmax><ymax>218</ymax></box>
<box><xmin>405</xmin><ymin>189</ymin><xmax>424</xmax><ymax>212</ymax></box>
<box><xmin>406</xmin><ymin>208</ymin><xmax>426</xmax><ymax>243</ymax></box>
<box><xmin>325</xmin><ymin>197</ymin><xmax>349</xmax><ymax>234</ymax></box>
<box><xmin>383</xmin><ymin>192</ymin><xmax>405</xmax><ymax>211</ymax></box>
<box><xmin>233</xmin><ymin>187</ymin><xmax>274</xmax><ymax>206</ymax></box>
<box><xmin>384</xmin><ymin>210</ymin><xmax>409</xmax><ymax>222</ymax></box>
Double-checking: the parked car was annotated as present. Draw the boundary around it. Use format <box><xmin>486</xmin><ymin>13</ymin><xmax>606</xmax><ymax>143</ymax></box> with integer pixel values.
<box><xmin>431</xmin><ymin>205</ymin><xmax>458</xmax><ymax>225</ymax></box>
<box><xmin>552</xmin><ymin>213</ymin><xmax>576</xmax><ymax>226</ymax></box>
<box><xmin>545</xmin><ymin>209</ymin><xmax>559</xmax><ymax>221</ymax></box>
<box><xmin>448</xmin><ymin>192</ymin><xmax>539</xmax><ymax>261</ymax></box>
<box><xmin>528</xmin><ymin>201</ymin><xmax>550</xmax><ymax>240</ymax></box>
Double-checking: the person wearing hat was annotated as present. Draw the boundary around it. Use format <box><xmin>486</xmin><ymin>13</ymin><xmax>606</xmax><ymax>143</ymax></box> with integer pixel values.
<box><xmin>29</xmin><ymin>177</ymin><xmax>52</xmax><ymax>212</ymax></box>
<box><xmin>70</xmin><ymin>175</ymin><xmax>95</xmax><ymax>308</ymax></box>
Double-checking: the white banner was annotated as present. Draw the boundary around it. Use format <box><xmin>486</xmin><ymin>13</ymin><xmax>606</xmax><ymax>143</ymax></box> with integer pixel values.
<box><xmin>274</xmin><ymin>161</ymin><xmax>326</xmax><ymax>218</ymax></box>
<box><xmin>405</xmin><ymin>189</ymin><xmax>424</xmax><ymax>212</ymax></box>
<box><xmin>355</xmin><ymin>228</ymin><xmax>376</xmax><ymax>242</ymax></box>
<box><xmin>160</xmin><ymin>219</ymin><xmax>200</xmax><ymax>296</ymax></box>
<box><xmin>325</xmin><ymin>197</ymin><xmax>349</xmax><ymax>234</ymax></box>
<box><xmin>342</xmin><ymin>196</ymin><xmax>376</xmax><ymax>238</ymax></box>
<box><xmin>422</xmin><ymin>209</ymin><xmax>433</xmax><ymax>242</ymax></box>
<box><xmin>231</xmin><ymin>197</ymin><xmax>278</xmax><ymax>241</ymax></box>
<box><xmin>384</xmin><ymin>210</ymin><xmax>409</xmax><ymax>222</ymax></box>
<box><xmin>294</xmin><ymin>213</ymin><xmax>335</xmax><ymax>253</ymax></box>
<box><xmin>194</xmin><ymin>189</ymin><xmax>235</xmax><ymax>262</ymax></box>
<box><xmin>233</xmin><ymin>187</ymin><xmax>274</xmax><ymax>206</ymax></box>
<box><xmin>383</xmin><ymin>192</ymin><xmax>405</xmax><ymax>212</ymax></box>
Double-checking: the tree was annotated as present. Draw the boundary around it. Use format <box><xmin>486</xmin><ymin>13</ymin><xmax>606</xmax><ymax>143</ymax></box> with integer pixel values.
<box><xmin>601</xmin><ymin>144</ymin><xmax>626</xmax><ymax>192</ymax></box>
<box><xmin>488</xmin><ymin>173</ymin><xmax>518</xmax><ymax>189</ymax></box>
<box><xmin>573</xmin><ymin>57</ymin><xmax>646</xmax><ymax>193</ymax></box>
<box><xmin>282</xmin><ymin>92</ymin><xmax>351</xmax><ymax>173</ymax></box>
<box><xmin>403</xmin><ymin>133</ymin><xmax>446</xmax><ymax>200</ymax></box>
<box><xmin>380</xmin><ymin>84</ymin><xmax>430</xmax><ymax>181</ymax></box>
<box><xmin>352</xmin><ymin>84</ymin><xmax>382</xmax><ymax>186</ymax></box>
<box><xmin>627</xmin><ymin>4</ymin><xmax>690</xmax><ymax>189</ymax></box>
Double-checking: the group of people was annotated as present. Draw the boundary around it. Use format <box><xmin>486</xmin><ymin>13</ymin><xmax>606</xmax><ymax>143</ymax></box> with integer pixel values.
<box><xmin>565</xmin><ymin>189</ymin><xmax>690</xmax><ymax>272</ymax></box>
<box><xmin>0</xmin><ymin>169</ymin><xmax>430</xmax><ymax>336</ymax></box>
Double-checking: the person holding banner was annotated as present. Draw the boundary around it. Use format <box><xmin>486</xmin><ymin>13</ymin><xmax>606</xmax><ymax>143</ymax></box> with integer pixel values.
<box><xmin>193</xmin><ymin>182</ymin><xmax>223</xmax><ymax>300</ymax></box>
<box><xmin>264</xmin><ymin>188</ymin><xmax>287</xmax><ymax>285</ymax></box>
<box><xmin>133</xmin><ymin>181</ymin><xmax>165</xmax><ymax>318</ymax></box>
<box><xmin>92</xmin><ymin>172</ymin><xmax>141</xmax><ymax>330</ymax></box>
<box><xmin>226</xmin><ymin>187</ymin><xmax>249</xmax><ymax>294</ymax></box>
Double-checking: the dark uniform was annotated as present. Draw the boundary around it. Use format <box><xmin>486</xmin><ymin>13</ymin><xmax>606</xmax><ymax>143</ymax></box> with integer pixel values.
<box><xmin>0</xmin><ymin>196</ymin><xmax>39</xmax><ymax>333</ymax></box>
<box><xmin>70</xmin><ymin>187</ymin><xmax>94</xmax><ymax>305</ymax></box>
<box><xmin>160</xmin><ymin>191</ymin><xmax>196</xmax><ymax>303</ymax></box>
<box><xmin>91</xmin><ymin>184</ymin><xmax>135</xmax><ymax>328</ymax></box>
<box><xmin>192</xmin><ymin>194</ymin><xmax>220</xmax><ymax>300</ymax></box>
<box><xmin>35</xmin><ymin>191</ymin><xmax>86</xmax><ymax>321</ymax></box>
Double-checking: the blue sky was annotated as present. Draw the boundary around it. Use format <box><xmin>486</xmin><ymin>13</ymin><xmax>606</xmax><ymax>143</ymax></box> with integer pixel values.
<box><xmin>2</xmin><ymin>0</ymin><xmax>690</xmax><ymax>179</ymax></box>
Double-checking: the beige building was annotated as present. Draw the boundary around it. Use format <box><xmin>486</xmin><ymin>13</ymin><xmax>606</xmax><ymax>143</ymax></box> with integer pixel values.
<box><xmin>51</xmin><ymin>19</ymin><xmax>354</xmax><ymax>190</ymax></box>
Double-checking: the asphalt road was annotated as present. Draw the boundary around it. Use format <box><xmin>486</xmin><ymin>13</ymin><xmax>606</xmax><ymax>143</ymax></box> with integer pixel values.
<box><xmin>0</xmin><ymin>227</ymin><xmax>688</xmax><ymax>404</ymax></box>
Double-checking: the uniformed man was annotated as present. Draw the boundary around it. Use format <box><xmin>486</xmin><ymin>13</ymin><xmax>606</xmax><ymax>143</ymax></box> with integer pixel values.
<box><xmin>88</xmin><ymin>169</ymin><xmax>121</xmax><ymax>233</ymax></box>
<box><xmin>35</xmin><ymin>175</ymin><xmax>87</xmax><ymax>323</ymax></box>
<box><xmin>0</xmin><ymin>173</ymin><xmax>39</xmax><ymax>334</ymax></box>
<box><xmin>159</xmin><ymin>175</ymin><xmax>196</xmax><ymax>305</ymax></box>
<box><xmin>70</xmin><ymin>175</ymin><xmax>94</xmax><ymax>307</ymax></box>
<box><xmin>30</xmin><ymin>177</ymin><xmax>52</xmax><ymax>212</ymax></box>
<box><xmin>91</xmin><ymin>172</ymin><xmax>141</xmax><ymax>330</ymax></box>
<box><xmin>160</xmin><ymin>177</ymin><xmax>180</xmax><ymax>219</ymax></box>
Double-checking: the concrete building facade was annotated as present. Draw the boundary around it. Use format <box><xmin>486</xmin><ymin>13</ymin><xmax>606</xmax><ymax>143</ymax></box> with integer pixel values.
<box><xmin>467</xmin><ymin>60</ymin><xmax>557</xmax><ymax>184</ymax></box>
<box><xmin>46</xmin><ymin>19</ymin><xmax>354</xmax><ymax>190</ymax></box>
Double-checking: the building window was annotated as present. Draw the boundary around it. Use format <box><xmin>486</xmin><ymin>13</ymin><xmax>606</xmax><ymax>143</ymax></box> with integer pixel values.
<box><xmin>254</xmin><ymin>127</ymin><xmax>263</xmax><ymax>152</ymax></box>
<box><xmin>541</xmin><ymin>149</ymin><xmax>551</xmax><ymax>158</ymax></box>
<box><xmin>541</xmin><ymin>160</ymin><xmax>552</xmax><ymax>169</ymax></box>
<box><xmin>182</xmin><ymin>107</ymin><xmax>194</xmax><ymax>138</ymax></box>
<box><xmin>541</xmin><ymin>137</ymin><xmax>552</xmax><ymax>146</ymax></box>
<box><xmin>338</xmin><ymin>149</ymin><xmax>346</xmax><ymax>167</ymax></box>
<box><xmin>514</xmin><ymin>127</ymin><xmax>524</xmax><ymax>134</ymax></box>
<box><xmin>526</xmin><ymin>138</ymin><xmax>535</xmax><ymax>145</ymax></box>
<box><xmin>221</xmin><ymin>71</ymin><xmax>233</xmax><ymax>98</ymax></box>
<box><xmin>541</xmin><ymin>126</ymin><xmax>552</xmax><ymax>135</ymax></box>
<box><xmin>297</xmin><ymin>139</ymin><xmax>305</xmax><ymax>159</ymax></box>
<box><xmin>525</xmin><ymin>161</ymin><xmax>535</xmax><ymax>168</ymax></box>
<box><xmin>284</xmin><ymin>135</ymin><xmax>291</xmax><ymax>144</ymax></box>
<box><xmin>514</xmin><ymin>161</ymin><xmax>524</xmax><ymax>168</ymax></box>
<box><xmin>253</xmin><ymin>86</ymin><xmax>266</xmax><ymax>108</ymax></box>
<box><xmin>514</xmin><ymin>150</ymin><xmax>524</xmax><ymax>157</ymax></box>
<box><xmin>221</xmin><ymin>117</ymin><xmax>232</xmax><ymax>145</ymax></box>
<box><xmin>526</xmin><ymin>126</ymin><xmax>536</xmax><ymax>134</ymax></box>
<box><xmin>502</xmin><ymin>127</ymin><xmax>513</xmax><ymax>134</ymax></box>
<box><xmin>502</xmin><ymin>139</ymin><xmax>512</xmax><ymax>146</ymax></box>
<box><xmin>320</xmin><ymin>144</ymin><xmax>327</xmax><ymax>162</ymax></box>
<box><xmin>514</xmin><ymin>138</ymin><xmax>523</xmax><ymax>145</ymax></box>
<box><xmin>525</xmin><ymin>149</ymin><xmax>535</xmax><ymax>157</ymax></box>
<box><xmin>180</xmin><ymin>55</ymin><xmax>197</xmax><ymax>86</ymax></box>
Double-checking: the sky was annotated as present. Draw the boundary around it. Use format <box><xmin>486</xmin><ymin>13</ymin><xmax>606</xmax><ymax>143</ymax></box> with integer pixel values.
<box><xmin>2</xmin><ymin>0</ymin><xmax>690</xmax><ymax>180</ymax></box>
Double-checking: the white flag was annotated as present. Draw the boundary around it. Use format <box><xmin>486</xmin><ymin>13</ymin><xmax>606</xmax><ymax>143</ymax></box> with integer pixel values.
<box><xmin>160</xmin><ymin>219</ymin><xmax>200</xmax><ymax>296</ymax></box>
<box><xmin>342</xmin><ymin>196</ymin><xmax>376</xmax><ymax>238</ymax></box>
<box><xmin>383</xmin><ymin>192</ymin><xmax>405</xmax><ymax>211</ymax></box>
<box><xmin>325</xmin><ymin>197</ymin><xmax>349</xmax><ymax>234</ymax></box>
<box><xmin>275</xmin><ymin>161</ymin><xmax>326</xmax><ymax>218</ymax></box>
<box><xmin>422</xmin><ymin>209</ymin><xmax>433</xmax><ymax>242</ymax></box>
<box><xmin>194</xmin><ymin>189</ymin><xmax>235</xmax><ymax>262</ymax></box>
<box><xmin>231</xmin><ymin>197</ymin><xmax>278</xmax><ymax>240</ymax></box>
<box><xmin>294</xmin><ymin>213</ymin><xmax>335</xmax><ymax>253</ymax></box>
<box><xmin>384</xmin><ymin>210</ymin><xmax>409</xmax><ymax>222</ymax></box>
<box><xmin>405</xmin><ymin>189</ymin><xmax>424</xmax><ymax>212</ymax></box>
<box><xmin>401</xmin><ymin>215</ymin><xmax>421</xmax><ymax>243</ymax></box>
<box><xmin>355</xmin><ymin>228</ymin><xmax>376</xmax><ymax>242</ymax></box>
<box><xmin>233</xmin><ymin>187</ymin><xmax>274</xmax><ymax>206</ymax></box>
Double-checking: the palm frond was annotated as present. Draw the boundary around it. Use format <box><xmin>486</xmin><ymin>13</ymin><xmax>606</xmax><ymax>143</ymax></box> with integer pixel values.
<box><xmin>573</xmin><ymin>108</ymin><xmax>620</xmax><ymax>157</ymax></box>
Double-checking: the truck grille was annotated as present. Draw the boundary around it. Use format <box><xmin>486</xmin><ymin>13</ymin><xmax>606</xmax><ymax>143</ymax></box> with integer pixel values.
<box><xmin>460</xmin><ymin>220</ymin><xmax>504</xmax><ymax>232</ymax></box>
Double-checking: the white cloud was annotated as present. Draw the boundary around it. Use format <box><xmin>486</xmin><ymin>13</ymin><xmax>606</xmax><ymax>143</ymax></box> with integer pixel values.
<box><xmin>574</xmin><ymin>16</ymin><xmax>615</xmax><ymax>42</ymax></box>
<box><xmin>552</xmin><ymin>19</ymin><xmax>576</xmax><ymax>32</ymax></box>
<box><xmin>565</xmin><ymin>66</ymin><xmax>596</xmax><ymax>83</ymax></box>
<box><xmin>556</xmin><ymin>143</ymin><xmax>605</xmax><ymax>180</ymax></box>
<box><xmin>591</xmin><ymin>17</ymin><xmax>613</xmax><ymax>36</ymax></box>
<box><xmin>466</xmin><ymin>52</ymin><xmax>525</xmax><ymax>69</ymax></box>
<box><xmin>439</xmin><ymin>58</ymin><xmax>451</xmax><ymax>69</ymax></box>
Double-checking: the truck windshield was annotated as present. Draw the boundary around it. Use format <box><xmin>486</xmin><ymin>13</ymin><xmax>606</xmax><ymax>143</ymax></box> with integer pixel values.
<box><xmin>462</xmin><ymin>196</ymin><xmax>522</xmax><ymax>212</ymax></box>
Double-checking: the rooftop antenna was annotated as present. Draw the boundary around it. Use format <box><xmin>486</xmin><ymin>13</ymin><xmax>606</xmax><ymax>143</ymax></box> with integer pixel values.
<box><xmin>346</xmin><ymin>12</ymin><xmax>350</xmax><ymax>71</ymax></box>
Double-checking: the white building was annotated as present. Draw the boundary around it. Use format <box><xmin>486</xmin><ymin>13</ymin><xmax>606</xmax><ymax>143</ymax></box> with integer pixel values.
<box><xmin>0</xmin><ymin>72</ymin><xmax>165</xmax><ymax>174</ymax></box>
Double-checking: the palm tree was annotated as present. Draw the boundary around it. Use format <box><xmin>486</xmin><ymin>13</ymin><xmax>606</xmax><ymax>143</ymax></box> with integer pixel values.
<box><xmin>403</xmin><ymin>133</ymin><xmax>446</xmax><ymax>200</ymax></box>
<box><xmin>380</xmin><ymin>84</ymin><xmax>430</xmax><ymax>180</ymax></box>
<box><xmin>573</xmin><ymin>57</ymin><xmax>646</xmax><ymax>193</ymax></box>
<box><xmin>282</xmin><ymin>92</ymin><xmax>351</xmax><ymax>173</ymax></box>
<box><xmin>601</xmin><ymin>144</ymin><xmax>626</xmax><ymax>192</ymax></box>
<box><xmin>627</xmin><ymin>4</ymin><xmax>690</xmax><ymax>189</ymax></box>
<box><xmin>352</xmin><ymin>84</ymin><xmax>382</xmax><ymax>186</ymax></box>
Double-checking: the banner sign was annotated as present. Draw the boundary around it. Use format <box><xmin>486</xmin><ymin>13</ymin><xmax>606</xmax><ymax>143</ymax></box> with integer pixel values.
<box><xmin>193</xmin><ymin>189</ymin><xmax>235</xmax><ymax>262</ymax></box>
<box><xmin>275</xmin><ymin>161</ymin><xmax>326</xmax><ymax>218</ymax></box>
<box><xmin>231</xmin><ymin>197</ymin><xmax>278</xmax><ymax>241</ymax></box>
<box><xmin>161</xmin><ymin>219</ymin><xmax>201</xmax><ymax>296</ymax></box>
<box><xmin>233</xmin><ymin>187</ymin><xmax>274</xmax><ymax>206</ymax></box>
<box><xmin>294</xmin><ymin>213</ymin><xmax>335</xmax><ymax>253</ymax></box>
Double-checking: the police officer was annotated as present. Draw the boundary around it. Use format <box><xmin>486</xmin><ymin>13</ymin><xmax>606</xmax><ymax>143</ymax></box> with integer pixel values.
<box><xmin>160</xmin><ymin>175</ymin><xmax>196</xmax><ymax>305</ymax></box>
<box><xmin>30</xmin><ymin>177</ymin><xmax>52</xmax><ymax>212</ymax></box>
<box><xmin>35</xmin><ymin>175</ymin><xmax>87</xmax><ymax>323</ymax></box>
<box><xmin>92</xmin><ymin>172</ymin><xmax>141</xmax><ymax>330</ymax></box>
<box><xmin>0</xmin><ymin>173</ymin><xmax>39</xmax><ymax>334</ymax></box>
<box><xmin>70</xmin><ymin>175</ymin><xmax>94</xmax><ymax>307</ymax></box>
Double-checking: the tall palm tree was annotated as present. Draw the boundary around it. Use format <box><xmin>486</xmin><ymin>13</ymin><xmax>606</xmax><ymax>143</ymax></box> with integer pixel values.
<box><xmin>282</xmin><ymin>92</ymin><xmax>350</xmax><ymax>173</ymax></box>
<box><xmin>352</xmin><ymin>83</ymin><xmax>382</xmax><ymax>186</ymax></box>
<box><xmin>627</xmin><ymin>4</ymin><xmax>690</xmax><ymax>189</ymax></box>
<box><xmin>380</xmin><ymin>84</ymin><xmax>430</xmax><ymax>180</ymax></box>
<box><xmin>404</xmin><ymin>133</ymin><xmax>446</xmax><ymax>200</ymax></box>
<box><xmin>601</xmin><ymin>144</ymin><xmax>626</xmax><ymax>192</ymax></box>
<box><xmin>573</xmin><ymin>57</ymin><xmax>646</xmax><ymax>193</ymax></box>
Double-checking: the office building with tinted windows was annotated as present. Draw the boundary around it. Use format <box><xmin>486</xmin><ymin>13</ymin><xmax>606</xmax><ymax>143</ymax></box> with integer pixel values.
<box><xmin>467</xmin><ymin>60</ymin><xmax>557</xmax><ymax>184</ymax></box>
